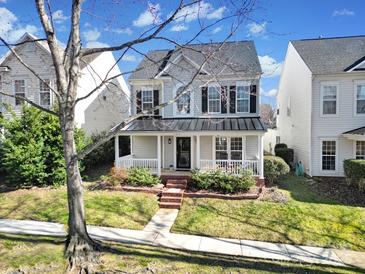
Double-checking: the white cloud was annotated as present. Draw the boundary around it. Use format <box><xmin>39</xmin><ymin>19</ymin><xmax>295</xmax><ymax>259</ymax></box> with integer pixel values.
<box><xmin>173</xmin><ymin>1</ymin><xmax>226</xmax><ymax>22</ymax></box>
<box><xmin>82</xmin><ymin>28</ymin><xmax>109</xmax><ymax>48</ymax></box>
<box><xmin>122</xmin><ymin>54</ymin><xmax>137</xmax><ymax>62</ymax></box>
<box><xmin>84</xmin><ymin>22</ymin><xmax>91</xmax><ymax>28</ymax></box>
<box><xmin>212</xmin><ymin>26</ymin><xmax>222</xmax><ymax>34</ymax></box>
<box><xmin>258</xmin><ymin>55</ymin><xmax>283</xmax><ymax>78</ymax></box>
<box><xmin>0</xmin><ymin>7</ymin><xmax>38</xmax><ymax>43</ymax></box>
<box><xmin>0</xmin><ymin>0</ymin><xmax>8</xmax><ymax>3</ymax></box>
<box><xmin>262</xmin><ymin>88</ymin><xmax>278</xmax><ymax>97</ymax></box>
<box><xmin>170</xmin><ymin>24</ymin><xmax>188</xmax><ymax>32</ymax></box>
<box><xmin>247</xmin><ymin>21</ymin><xmax>267</xmax><ymax>37</ymax></box>
<box><xmin>107</xmin><ymin>27</ymin><xmax>133</xmax><ymax>35</ymax></box>
<box><xmin>133</xmin><ymin>3</ymin><xmax>161</xmax><ymax>27</ymax></box>
<box><xmin>332</xmin><ymin>8</ymin><xmax>355</xmax><ymax>16</ymax></box>
<box><xmin>52</xmin><ymin>10</ymin><xmax>69</xmax><ymax>23</ymax></box>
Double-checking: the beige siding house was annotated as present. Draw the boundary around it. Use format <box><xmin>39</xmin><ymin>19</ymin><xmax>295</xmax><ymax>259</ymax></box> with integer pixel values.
<box><xmin>114</xmin><ymin>41</ymin><xmax>266</xmax><ymax>180</ymax></box>
<box><xmin>0</xmin><ymin>33</ymin><xmax>130</xmax><ymax>136</ymax></box>
<box><xmin>276</xmin><ymin>36</ymin><xmax>365</xmax><ymax>177</ymax></box>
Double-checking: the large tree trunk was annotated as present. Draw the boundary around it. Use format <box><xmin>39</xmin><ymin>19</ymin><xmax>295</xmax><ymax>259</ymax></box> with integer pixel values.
<box><xmin>61</xmin><ymin>109</ymin><xmax>98</xmax><ymax>273</ymax></box>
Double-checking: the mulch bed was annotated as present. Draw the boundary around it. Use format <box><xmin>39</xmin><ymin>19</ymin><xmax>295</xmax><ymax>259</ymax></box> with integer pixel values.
<box><xmin>183</xmin><ymin>186</ymin><xmax>262</xmax><ymax>200</ymax></box>
<box><xmin>309</xmin><ymin>177</ymin><xmax>365</xmax><ymax>207</ymax></box>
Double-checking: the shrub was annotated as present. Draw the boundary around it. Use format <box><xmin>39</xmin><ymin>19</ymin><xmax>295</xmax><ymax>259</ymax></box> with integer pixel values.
<box><xmin>83</xmin><ymin>133</ymin><xmax>115</xmax><ymax>171</ymax></box>
<box><xmin>0</xmin><ymin>106</ymin><xmax>86</xmax><ymax>187</ymax></box>
<box><xmin>264</xmin><ymin>156</ymin><xmax>290</xmax><ymax>185</ymax></box>
<box><xmin>344</xmin><ymin>159</ymin><xmax>365</xmax><ymax>191</ymax></box>
<box><xmin>192</xmin><ymin>169</ymin><xmax>255</xmax><ymax>194</ymax></box>
<box><xmin>275</xmin><ymin>147</ymin><xmax>294</xmax><ymax>167</ymax></box>
<box><xmin>124</xmin><ymin>167</ymin><xmax>160</xmax><ymax>187</ymax></box>
<box><xmin>275</xmin><ymin>143</ymin><xmax>287</xmax><ymax>150</ymax></box>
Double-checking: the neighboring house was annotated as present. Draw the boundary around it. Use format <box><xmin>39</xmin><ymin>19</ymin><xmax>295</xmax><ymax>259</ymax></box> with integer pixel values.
<box><xmin>114</xmin><ymin>41</ymin><xmax>266</xmax><ymax>180</ymax></box>
<box><xmin>0</xmin><ymin>33</ymin><xmax>130</xmax><ymax>136</ymax></box>
<box><xmin>276</xmin><ymin>35</ymin><xmax>365</xmax><ymax>177</ymax></box>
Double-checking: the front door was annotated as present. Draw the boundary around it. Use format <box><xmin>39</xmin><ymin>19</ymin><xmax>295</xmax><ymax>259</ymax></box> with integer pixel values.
<box><xmin>176</xmin><ymin>137</ymin><xmax>191</xmax><ymax>169</ymax></box>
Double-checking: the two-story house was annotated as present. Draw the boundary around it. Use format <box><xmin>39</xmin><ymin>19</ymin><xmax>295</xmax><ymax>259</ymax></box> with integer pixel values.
<box><xmin>114</xmin><ymin>41</ymin><xmax>266</xmax><ymax>181</ymax></box>
<box><xmin>0</xmin><ymin>33</ymin><xmax>130</xmax><ymax>136</ymax></box>
<box><xmin>276</xmin><ymin>36</ymin><xmax>365</xmax><ymax>177</ymax></box>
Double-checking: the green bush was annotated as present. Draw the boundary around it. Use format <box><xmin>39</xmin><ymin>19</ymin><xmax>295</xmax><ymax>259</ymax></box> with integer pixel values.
<box><xmin>83</xmin><ymin>133</ymin><xmax>114</xmax><ymax>171</ymax></box>
<box><xmin>275</xmin><ymin>143</ymin><xmax>287</xmax><ymax>150</ymax></box>
<box><xmin>275</xmin><ymin>148</ymin><xmax>294</xmax><ymax>167</ymax></box>
<box><xmin>344</xmin><ymin>159</ymin><xmax>365</xmax><ymax>191</ymax></box>
<box><xmin>124</xmin><ymin>167</ymin><xmax>160</xmax><ymax>187</ymax></box>
<box><xmin>192</xmin><ymin>169</ymin><xmax>255</xmax><ymax>194</ymax></box>
<box><xmin>0</xmin><ymin>106</ymin><xmax>86</xmax><ymax>187</ymax></box>
<box><xmin>264</xmin><ymin>156</ymin><xmax>290</xmax><ymax>185</ymax></box>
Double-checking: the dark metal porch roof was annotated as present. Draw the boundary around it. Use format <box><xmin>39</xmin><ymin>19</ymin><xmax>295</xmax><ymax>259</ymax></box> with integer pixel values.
<box><xmin>343</xmin><ymin>126</ymin><xmax>365</xmax><ymax>135</ymax></box>
<box><xmin>121</xmin><ymin>117</ymin><xmax>267</xmax><ymax>132</ymax></box>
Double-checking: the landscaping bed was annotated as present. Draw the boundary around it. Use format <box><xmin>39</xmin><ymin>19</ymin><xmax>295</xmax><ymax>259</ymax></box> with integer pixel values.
<box><xmin>184</xmin><ymin>185</ymin><xmax>261</xmax><ymax>199</ymax></box>
<box><xmin>172</xmin><ymin>175</ymin><xmax>365</xmax><ymax>251</ymax></box>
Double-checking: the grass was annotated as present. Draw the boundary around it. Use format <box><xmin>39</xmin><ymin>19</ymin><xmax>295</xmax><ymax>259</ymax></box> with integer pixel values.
<box><xmin>0</xmin><ymin>233</ymin><xmax>362</xmax><ymax>274</ymax></box>
<box><xmin>172</xmin><ymin>175</ymin><xmax>365</xmax><ymax>251</ymax></box>
<box><xmin>0</xmin><ymin>187</ymin><xmax>159</xmax><ymax>230</ymax></box>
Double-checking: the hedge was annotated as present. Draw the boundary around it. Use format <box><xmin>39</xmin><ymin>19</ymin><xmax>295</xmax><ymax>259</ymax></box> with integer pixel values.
<box><xmin>275</xmin><ymin>147</ymin><xmax>294</xmax><ymax>167</ymax></box>
<box><xmin>264</xmin><ymin>156</ymin><xmax>290</xmax><ymax>185</ymax></box>
<box><xmin>344</xmin><ymin>159</ymin><xmax>365</xmax><ymax>191</ymax></box>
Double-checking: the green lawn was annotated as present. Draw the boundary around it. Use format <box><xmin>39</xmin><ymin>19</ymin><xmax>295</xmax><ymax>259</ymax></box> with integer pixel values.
<box><xmin>0</xmin><ymin>233</ymin><xmax>361</xmax><ymax>274</ymax></box>
<box><xmin>172</xmin><ymin>175</ymin><xmax>365</xmax><ymax>251</ymax></box>
<box><xmin>0</xmin><ymin>187</ymin><xmax>159</xmax><ymax>230</ymax></box>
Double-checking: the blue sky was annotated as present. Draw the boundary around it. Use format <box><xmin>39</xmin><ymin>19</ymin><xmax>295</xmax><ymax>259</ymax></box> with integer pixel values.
<box><xmin>0</xmin><ymin>0</ymin><xmax>364</xmax><ymax>106</ymax></box>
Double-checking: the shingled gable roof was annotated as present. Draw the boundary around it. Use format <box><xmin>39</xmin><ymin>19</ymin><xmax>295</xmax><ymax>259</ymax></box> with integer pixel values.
<box><xmin>291</xmin><ymin>35</ymin><xmax>365</xmax><ymax>74</ymax></box>
<box><xmin>129</xmin><ymin>41</ymin><xmax>262</xmax><ymax>80</ymax></box>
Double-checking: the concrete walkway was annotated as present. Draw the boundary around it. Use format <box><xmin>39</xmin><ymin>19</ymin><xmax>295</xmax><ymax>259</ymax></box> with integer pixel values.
<box><xmin>0</xmin><ymin>218</ymin><xmax>363</xmax><ymax>269</ymax></box>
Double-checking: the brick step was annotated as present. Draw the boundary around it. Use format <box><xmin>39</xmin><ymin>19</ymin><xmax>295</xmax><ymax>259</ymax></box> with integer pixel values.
<box><xmin>162</xmin><ymin>190</ymin><xmax>184</xmax><ymax>197</ymax></box>
<box><xmin>166</xmin><ymin>183</ymin><xmax>186</xmax><ymax>189</ymax></box>
<box><xmin>159</xmin><ymin>202</ymin><xmax>181</xmax><ymax>209</ymax></box>
<box><xmin>160</xmin><ymin>197</ymin><xmax>182</xmax><ymax>203</ymax></box>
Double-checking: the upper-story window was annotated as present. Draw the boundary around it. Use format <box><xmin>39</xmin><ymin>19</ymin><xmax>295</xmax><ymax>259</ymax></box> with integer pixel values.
<box><xmin>355</xmin><ymin>81</ymin><xmax>365</xmax><ymax>115</ymax></box>
<box><xmin>321</xmin><ymin>83</ymin><xmax>338</xmax><ymax>116</ymax></box>
<box><xmin>175</xmin><ymin>86</ymin><xmax>191</xmax><ymax>115</ymax></box>
<box><xmin>39</xmin><ymin>79</ymin><xmax>51</xmax><ymax>108</ymax></box>
<box><xmin>14</xmin><ymin>79</ymin><xmax>25</xmax><ymax>106</ymax></box>
<box><xmin>208</xmin><ymin>85</ymin><xmax>220</xmax><ymax>113</ymax></box>
<box><xmin>356</xmin><ymin>141</ymin><xmax>365</xmax><ymax>159</ymax></box>
<box><xmin>236</xmin><ymin>83</ymin><xmax>250</xmax><ymax>113</ymax></box>
<box><xmin>141</xmin><ymin>89</ymin><xmax>153</xmax><ymax>111</ymax></box>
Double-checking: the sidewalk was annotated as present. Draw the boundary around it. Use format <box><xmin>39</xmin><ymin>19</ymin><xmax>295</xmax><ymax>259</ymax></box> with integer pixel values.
<box><xmin>0</xmin><ymin>217</ymin><xmax>363</xmax><ymax>269</ymax></box>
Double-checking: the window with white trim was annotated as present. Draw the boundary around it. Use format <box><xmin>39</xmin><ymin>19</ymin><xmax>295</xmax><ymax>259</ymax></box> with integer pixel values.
<box><xmin>215</xmin><ymin>137</ymin><xmax>243</xmax><ymax>160</ymax></box>
<box><xmin>208</xmin><ymin>85</ymin><xmax>220</xmax><ymax>113</ymax></box>
<box><xmin>356</xmin><ymin>141</ymin><xmax>365</xmax><ymax>159</ymax></box>
<box><xmin>236</xmin><ymin>84</ymin><xmax>250</xmax><ymax>113</ymax></box>
<box><xmin>141</xmin><ymin>90</ymin><xmax>153</xmax><ymax>111</ymax></box>
<box><xmin>321</xmin><ymin>140</ymin><xmax>336</xmax><ymax>171</ymax></box>
<box><xmin>39</xmin><ymin>79</ymin><xmax>51</xmax><ymax>107</ymax></box>
<box><xmin>356</xmin><ymin>83</ymin><xmax>365</xmax><ymax>114</ymax></box>
<box><xmin>176</xmin><ymin>86</ymin><xmax>190</xmax><ymax>115</ymax></box>
<box><xmin>14</xmin><ymin>80</ymin><xmax>25</xmax><ymax>106</ymax></box>
<box><xmin>321</xmin><ymin>84</ymin><xmax>337</xmax><ymax>115</ymax></box>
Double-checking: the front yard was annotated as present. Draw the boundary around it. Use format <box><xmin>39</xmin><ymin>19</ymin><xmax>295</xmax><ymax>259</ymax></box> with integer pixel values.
<box><xmin>172</xmin><ymin>175</ymin><xmax>365</xmax><ymax>251</ymax></box>
<box><xmin>0</xmin><ymin>187</ymin><xmax>159</xmax><ymax>230</ymax></box>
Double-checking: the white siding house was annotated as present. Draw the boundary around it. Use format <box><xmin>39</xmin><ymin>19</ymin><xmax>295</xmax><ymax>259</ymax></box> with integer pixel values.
<box><xmin>114</xmin><ymin>41</ymin><xmax>266</xmax><ymax>180</ymax></box>
<box><xmin>0</xmin><ymin>33</ymin><xmax>130</xmax><ymax>136</ymax></box>
<box><xmin>276</xmin><ymin>36</ymin><xmax>365</xmax><ymax>177</ymax></box>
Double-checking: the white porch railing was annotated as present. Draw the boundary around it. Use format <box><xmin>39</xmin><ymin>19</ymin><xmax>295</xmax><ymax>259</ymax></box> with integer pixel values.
<box><xmin>116</xmin><ymin>154</ymin><xmax>158</xmax><ymax>174</ymax></box>
<box><xmin>200</xmin><ymin>160</ymin><xmax>259</xmax><ymax>176</ymax></box>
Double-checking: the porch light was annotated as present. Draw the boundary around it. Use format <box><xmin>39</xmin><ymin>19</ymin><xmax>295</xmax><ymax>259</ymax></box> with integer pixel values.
<box><xmin>168</xmin><ymin>138</ymin><xmax>172</xmax><ymax>144</ymax></box>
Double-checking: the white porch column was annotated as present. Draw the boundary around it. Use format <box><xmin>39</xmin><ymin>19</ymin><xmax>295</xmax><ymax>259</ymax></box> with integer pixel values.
<box><xmin>157</xmin><ymin>135</ymin><xmax>161</xmax><ymax>176</ymax></box>
<box><xmin>197</xmin><ymin>135</ymin><xmax>201</xmax><ymax>169</ymax></box>
<box><xmin>115</xmin><ymin>135</ymin><xmax>119</xmax><ymax>166</ymax></box>
<box><xmin>258</xmin><ymin>135</ymin><xmax>264</xmax><ymax>179</ymax></box>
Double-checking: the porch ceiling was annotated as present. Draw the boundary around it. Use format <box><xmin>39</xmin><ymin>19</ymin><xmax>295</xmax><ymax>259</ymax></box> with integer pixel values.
<box><xmin>121</xmin><ymin>117</ymin><xmax>267</xmax><ymax>132</ymax></box>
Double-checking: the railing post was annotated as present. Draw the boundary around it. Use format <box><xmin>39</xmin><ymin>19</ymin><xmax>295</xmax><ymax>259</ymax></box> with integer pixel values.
<box><xmin>197</xmin><ymin>135</ymin><xmax>200</xmax><ymax>169</ymax></box>
<box><xmin>157</xmin><ymin>135</ymin><xmax>161</xmax><ymax>176</ymax></box>
<box><xmin>258</xmin><ymin>135</ymin><xmax>264</xmax><ymax>179</ymax></box>
<box><xmin>115</xmin><ymin>135</ymin><xmax>119</xmax><ymax>167</ymax></box>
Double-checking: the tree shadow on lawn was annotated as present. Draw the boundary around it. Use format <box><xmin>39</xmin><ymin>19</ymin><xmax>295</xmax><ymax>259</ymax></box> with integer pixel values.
<box><xmin>100</xmin><ymin>242</ymin><xmax>361</xmax><ymax>274</ymax></box>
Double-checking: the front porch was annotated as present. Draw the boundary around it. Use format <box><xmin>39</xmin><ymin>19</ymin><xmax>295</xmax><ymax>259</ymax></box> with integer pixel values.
<box><xmin>115</xmin><ymin>134</ymin><xmax>264</xmax><ymax>179</ymax></box>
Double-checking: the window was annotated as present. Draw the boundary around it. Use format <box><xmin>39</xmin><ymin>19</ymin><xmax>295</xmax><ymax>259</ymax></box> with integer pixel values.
<box><xmin>14</xmin><ymin>80</ymin><xmax>25</xmax><ymax>106</ymax></box>
<box><xmin>356</xmin><ymin>141</ymin><xmax>365</xmax><ymax>159</ymax></box>
<box><xmin>321</xmin><ymin>84</ymin><xmax>338</xmax><ymax>115</ymax></box>
<box><xmin>176</xmin><ymin>86</ymin><xmax>190</xmax><ymax>115</ymax></box>
<box><xmin>322</xmin><ymin>140</ymin><xmax>336</xmax><ymax>171</ymax></box>
<box><xmin>215</xmin><ymin>137</ymin><xmax>243</xmax><ymax>160</ymax></box>
<box><xmin>355</xmin><ymin>82</ymin><xmax>365</xmax><ymax>114</ymax></box>
<box><xmin>236</xmin><ymin>84</ymin><xmax>250</xmax><ymax>113</ymax></box>
<box><xmin>141</xmin><ymin>90</ymin><xmax>153</xmax><ymax>111</ymax></box>
<box><xmin>39</xmin><ymin>79</ymin><xmax>51</xmax><ymax>107</ymax></box>
<box><xmin>208</xmin><ymin>85</ymin><xmax>220</xmax><ymax>113</ymax></box>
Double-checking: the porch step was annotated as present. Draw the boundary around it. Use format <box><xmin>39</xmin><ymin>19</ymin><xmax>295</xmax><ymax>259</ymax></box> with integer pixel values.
<box><xmin>160</xmin><ymin>197</ymin><xmax>182</xmax><ymax>203</ymax></box>
<box><xmin>162</xmin><ymin>189</ymin><xmax>184</xmax><ymax>198</ymax></box>
<box><xmin>165</xmin><ymin>179</ymin><xmax>187</xmax><ymax>189</ymax></box>
<box><xmin>159</xmin><ymin>202</ymin><xmax>181</xmax><ymax>209</ymax></box>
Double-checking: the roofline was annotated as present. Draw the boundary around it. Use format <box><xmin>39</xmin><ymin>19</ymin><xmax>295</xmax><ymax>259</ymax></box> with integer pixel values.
<box><xmin>343</xmin><ymin>126</ymin><xmax>365</xmax><ymax>134</ymax></box>
<box><xmin>345</xmin><ymin>56</ymin><xmax>365</xmax><ymax>72</ymax></box>
<box><xmin>291</xmin><ymin>34</ymin><xmax>365</xmax><ymax>42</ymax></box>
